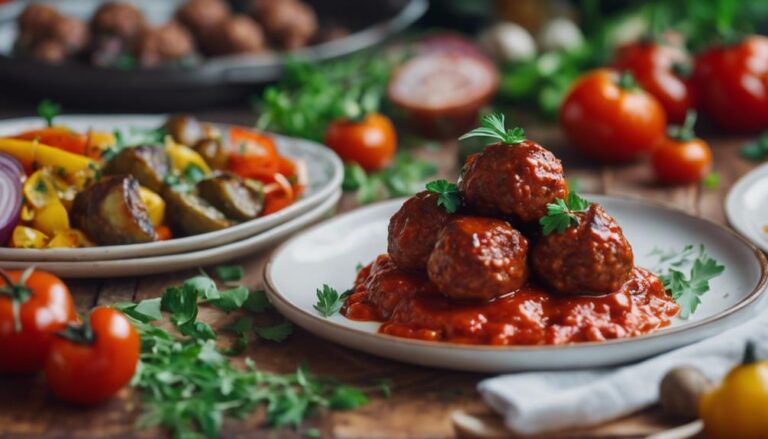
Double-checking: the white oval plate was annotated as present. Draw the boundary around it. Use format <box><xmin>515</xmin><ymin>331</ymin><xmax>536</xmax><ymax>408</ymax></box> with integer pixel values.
<box><xmin>265</xmin><ymin>195</ymin><xmax>768</xmax><ymax>373</ymax></box>
<box><xmin>0</xmin><ymin>190</ymin><xmax>340</xmax><ymax>278</ymax></box>
<box><xmin>0</xmin><ymin>115</ymin><xmax>343</xmax><ymax>262</ymax></box>
<box><xmin>726</xmin><ymin>162</ymin><xmax>768</xmax><ymax>253</ymax></box>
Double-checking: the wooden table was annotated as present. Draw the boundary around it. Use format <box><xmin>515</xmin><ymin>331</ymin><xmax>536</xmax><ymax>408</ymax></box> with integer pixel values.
<box><xmin>0</xmin><ymin>106</ymin><xmax>758</xmax><ymax>439</ymax></box>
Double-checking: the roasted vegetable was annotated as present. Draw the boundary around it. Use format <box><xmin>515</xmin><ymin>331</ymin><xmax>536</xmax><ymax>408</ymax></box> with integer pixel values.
<box><xmin>71</xmin><ymin>175</ymin><xmax>157</xmax><ymax>245</ymax></box>
<box><xmin>193</xmin><ymin>137</ymin><xmax>228</xmax><ymax>170</ymax></box>
<box><xmin>161</xmin><ymin>186</ymin><xmax>231</xmax><ymax>236</ymax></box>
<box><xmin>197</xmin><ymin>173</ymin><xmax>263</xmax><ymax>221</ymax></box>
<box><xmin>102</xmin><ymin>145</ymin><xmax>169</xmax><ymax>192</ymax></box>
<box><xmin>9</xmin><ymin>225</ymin><xmax>48</xmax><ymax>248</ymax></box>
<box><xmin>165</xmin><ymin>137</ymin><xmax>211</xmax><ymax>175</ymax></box>
<box><xmin>47</xmin><ymin>229</ymin><xmax>93</xmax><ymax>248</ymax></box>
<box><xmin>0</xmin><ymin>138</ymin><xmax>95</xmax><ymax>175</ymax></box>
<box><xmin>165</xmin><ymin>114</ymin><xmax>203</xmax><ymax>146</ymax></box>
<box><xmin>138</xmin><ymin>186</ymin><xmax>165</xmax><ymax>227</ymax></box>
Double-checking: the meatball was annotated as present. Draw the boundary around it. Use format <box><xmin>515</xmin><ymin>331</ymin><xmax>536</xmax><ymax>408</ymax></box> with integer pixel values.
<box><xmin>176</xmin><ymin>0</ymin><xmax>231</xmax><ymax>40</ymax></box>
<box><xmin>531</xmin><ymin>203</ymin><xmax>634</xmax><ymax>295</ymax></box>
<box><xmin>134</xmin><ymin>21</ymin><xmax>196</xmax><ymax>67</ymax></box>
<box><xmin>48</xmin><ymin>16</ymin><xmax>90</xmax><ymax>54</ymax></box>
<box><xmin>17</xmin><ymin>4</ymin><xmax>59</xmax><ymax>43</ymax></box>
<box><xmin>90</xmin><ymin>2</ymin><xmax>146</xmax><ymax>42</ymax></box>
<box><xmin>208</xmin><ymin>15</ymin><xmax>266</xmax><ymax>55</ymax></box>
<box><xmin>458</xmin><ymin>141</ymin><xmax>567</xmax><ymax>222</ymax></box>
<box><xmin>427</xmin><ymin>217</ymin><xmax>529</xmax><ymax>301</ymax></box>
<box><xmin>250</xmin><ymin>0</ymin><xmax>317</xmax><ymax>50</ymax></box>
<box><xmin>387</xmin><ymin>191</ymin><xmax>453</xmax><ymax>272</ymax></box>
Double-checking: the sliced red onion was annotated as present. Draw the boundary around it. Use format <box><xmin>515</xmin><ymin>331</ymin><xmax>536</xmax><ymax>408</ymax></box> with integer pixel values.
<box><xmin>0</xmin><ymin>166</ymin><xmax>22</xmax><ymax>246</ymax></box>
<box><xmin>0</xmin><ymin>153</ymin><xmax>25</xmax><ymax>182</ymax></box>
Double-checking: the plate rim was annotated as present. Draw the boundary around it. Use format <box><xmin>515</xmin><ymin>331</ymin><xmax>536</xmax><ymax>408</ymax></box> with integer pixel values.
<box><xmin>725</xmin><ymin>160</ymin><xmax>768</xmax><ymax>253</ymax></box>
<box><xmin>264</xmin><ymin>194</ymin><xmax>768</xmax><ymax>352</ymax></box>
<box><xmin>0</xmin><ymin>114</ymin><xmax>344</xmax><ymax>260</ymax></box>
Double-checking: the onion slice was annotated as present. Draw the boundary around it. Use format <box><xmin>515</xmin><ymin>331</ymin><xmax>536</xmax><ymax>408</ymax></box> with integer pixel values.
<box><xmin>0</xmin><ymin>153</ymin><xmax>25</xmax><ymax>182</ymax></box>
<box><xmin>0</xmin><ymin>165</ymin><xmax>22</xmax><ymax>246</ymax></box>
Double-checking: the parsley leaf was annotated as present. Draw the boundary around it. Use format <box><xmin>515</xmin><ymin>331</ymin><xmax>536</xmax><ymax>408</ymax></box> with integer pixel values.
<box><xmin>214</xmin><ymin>264</ymin><xmax>244</xmax><ymax>282</ymax></box>
<box><xmin>210</xmin><ymin>286</ymin><xmax>250</xmax><ymax>312</ymax></box>
<box><xmin>426</xmin><ymin>179</ymin><xmax>461</xmax><ymax>213</ymax></box>
<box><xmin>243</xmin><ymin>289</ymin><xmax>273</xmax><ymax>313</ymax></box>
<box><xmin>313</xmin><ymin>285</ymin><xmax>350</xmax><ymax>317</ymax></box>
<box><xmin>539</xmin><ymin>192</ymin><xmax>590</xmax><ymax>235</ymax></box>
<box><xmin>342</xmin><ymin>162</ymin><xmax>368</xmax><ymax>191</ymax></box>
<box><xmin>652</xmin><ymin>244</ymin><xmax>725</xmax><ymax>319</ymax></box>
<box><xmin>459</xmin><ymin>113</ymin><xmax>526</xmax><ymax>145</ymax></box>
<box><xmin>114</xmin><ymin>298</ymin><xmax>162</xmax><ymax>323</ymax></box>
<box><xmin>37</xmin><ymin>99</ymin><xmax>60</xmax><ymax>127</ymax></box>
<box><xmin>179</xmin><ymin>321</ymin><xmax>216</xmax><ymax>340</ymax></box>
<box><xmin>184</xmin><ymin>275</ymin><xmax>219</xmax><ymax>300</ymax></box>
<box><xmin>741</xmin><ymin>131</ymin><xmax>768</xmax><ymax>161</ymax></box>
<box><xmin>160</xmin><ymin>285</ymin><xmax>199</xmax><ymax>326</ymax></box>
<box><xmin>255</xmin><ymin>321</ymin><xmax>294</xmax><ymax>342</ymax></box>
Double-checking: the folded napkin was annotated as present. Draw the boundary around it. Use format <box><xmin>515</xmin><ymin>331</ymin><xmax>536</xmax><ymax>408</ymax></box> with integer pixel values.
<box><xmin>478</xmin><ymin>311</ymin><xmax>768</xmax><ymax>436</ymax></box>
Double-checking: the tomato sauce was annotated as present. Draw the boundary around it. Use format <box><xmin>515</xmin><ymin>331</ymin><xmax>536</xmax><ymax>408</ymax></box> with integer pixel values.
<box><xmin>343</xmin><ymin>255</ymin><xmax>679</xmax><ymax>346</ymax></box>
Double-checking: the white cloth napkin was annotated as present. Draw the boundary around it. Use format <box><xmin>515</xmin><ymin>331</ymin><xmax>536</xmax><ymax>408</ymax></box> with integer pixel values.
<box><xmin>478</xmin><ymin>311</ymin><xmax>768</xmax><ymax>436</ymax></box>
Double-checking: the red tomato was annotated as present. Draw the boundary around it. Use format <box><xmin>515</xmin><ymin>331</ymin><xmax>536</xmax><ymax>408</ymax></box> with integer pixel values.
<box><xmin>693</xmin><ymin>36</ymin><xmax>768</xmax><ymax>133</ymax></box>
<box><xmin>155</xmin><ymin>225</ymin><xmax>172</xmax><ymax>241</ymax></box>
<box><xmin>324</xmin><ymin>113</ymin><xmax>397</xmax><ymax>171</ymax></box>
<box><xmin>560</xmin><ymin>69</ymin><xmax>667</xmax><ymax>162</ymax></box>
<box><xmin>13</xmin><ymin>128</ymin><xmax>88</xmax><ymax>156</ymax></box>
<box><xmin>45</xmin><ymin>307</ymin><xmax>139</xmax><ymax>405</ymax></box>
<box><xmin>613</xmin><ymin>41</ymin><xmax>695</xmax><ymax>124</ymax></box>
<box><xmin>651</xmin><ymin>111</ymin><xmax>712</xmax><ymax>184</ymax></box>
<box><xmin>227</xmin><ymin>127</ymin><xmax>280</xmax><ymax>182</ymax></box>
<box><xmin>262</xmin><ymin>173</ymin><xmax>295</xmax><ymax>216</ymax></box>
<box><xmin>0</xmin><ymin>269</ymin><xmax>76</xmax><ymax>374</ymax></box>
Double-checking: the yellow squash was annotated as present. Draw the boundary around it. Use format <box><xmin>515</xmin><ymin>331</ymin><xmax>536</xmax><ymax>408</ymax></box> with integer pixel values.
<box><xmin>33</xmin><ymin>202</ymin><xmax>69</xmax><ymax>236</ymax></box>
<box><xmin>164</xmin><ymin>136</ymin><xmax>211</xmax><ymax>175</ymax></box>
<box><xmin>0</xmin><ymin>138</ymin><xmax>95</xmax><ymax>175</ymax></box>
<box><xmin>139</xmin><ymin>186</ymin><xmax>166</xmax><ymax>227</ymax></box>
<box><xmin>9</xmin><ymin>226</ymin><xmax>49</xmax><ymax>249</ymax></box>
<box><xmin>47</xmin><ymin>229</ymin><xmax>93</xmax><ymax>248</ymax></box>
<box><xmin>700</xmin><ymin>342</ymin><xmax>768</xmax><ymax>439</ymax></box>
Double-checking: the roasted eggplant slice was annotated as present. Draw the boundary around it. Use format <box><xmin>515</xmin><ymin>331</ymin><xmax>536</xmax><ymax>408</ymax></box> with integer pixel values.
<box><xmin>161</xmin><ymin>186</ymin><xmax>231</xmax><ymax>235</ymax></box>
<box><xmin>197</xmin><ymin>173</ymin><xmax>264</xmax><ymax>221</ymax></box>
<box><xmin>194</xmin><ymin>137</ymin><xmax>228</xmax><ymax>170</ymax></box>
<box><xmin>71</xmin><ymin>175</ymin><xmax>157</xmax><ymax>245</ymax></box>
<box><xmin>165</xmin><ymin>114</ymin><xmax>203</xmax><ymax>146</ymax></box>
<box><xmin>103</xmin><ymin>145</ymin><xmax>169</xmax><ymax>192</ymax></box>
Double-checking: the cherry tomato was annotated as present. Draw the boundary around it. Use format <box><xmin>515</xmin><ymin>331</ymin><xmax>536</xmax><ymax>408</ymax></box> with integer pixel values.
<box><xmin>45</xmin><ymin>307</ymin><xmax>139</xmax><ymax>405</ymax></box>
<box><xmin>652</xmin><ymin>111</ymin><xmax>713</xmax><ymax>184</ymax></box>
<box><xmin>693</xmin><ymin>36</ymin><xmax>768</xmax><ymax>133</ymax></box>
<box><xmin>13</xmin><ymin>128</ymin><xmax>88</xmax><ymax>156</ymax></box>
<box><xmin>0</xmin><ymin>269</ymin><xmax>76</xmax><ymax>374</ymax></box>
<box><xmin>613</xmin><ymin>41</ymin><xmax>694</xmax><ymax>124</ymax></box>
<box><xmin>324</xmin><ymin>113</ymin><xmax>397</xmax><ymax>171</ymax></box>
<box><xmin>560</xmin><ymin>69</ymin><xmax>667</xmax><ymax>162</ymax></box>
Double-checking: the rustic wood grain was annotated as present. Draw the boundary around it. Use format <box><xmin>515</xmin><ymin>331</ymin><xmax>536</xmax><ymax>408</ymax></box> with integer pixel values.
<box><xmin>0</xmin><ymin>105</ymin><xmax>760</xmax><ymax>439</ymax></box>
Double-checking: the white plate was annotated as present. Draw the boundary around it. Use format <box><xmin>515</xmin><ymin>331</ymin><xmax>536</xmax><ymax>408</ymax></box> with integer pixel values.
<box><xmin>0</xmin><ymin>115</ymin><xmax>343</xmax><ymax>261</ymax></box>
<box><xmin>265</xmin><ymin>195</ymin><xmax>768</xmax><ymax>372</ymax></box>
<box><xmin>726</xmin><ymin>162</ymin><xmax>768</xmax><ymax>253</ymax></box>
<box><xmin>0</xmin><ymin>189</ymin><xmax>341</xmax><ymax>278</ymax></box>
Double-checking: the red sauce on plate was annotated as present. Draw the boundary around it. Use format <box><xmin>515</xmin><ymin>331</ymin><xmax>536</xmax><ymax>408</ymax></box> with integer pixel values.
<box><xmin>343</xmin><ymin>255</ymin><xmax>679</xmax><ymax>345</ymax></box>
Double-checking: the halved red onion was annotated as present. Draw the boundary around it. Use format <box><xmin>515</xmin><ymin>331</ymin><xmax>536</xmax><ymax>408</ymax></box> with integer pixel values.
<box><xmin>0</xmin><ymin>165</ymin><xmax>22</xmax><ymax>246</ymax></box>
<box><xmin>0</xmin><ymin>153</ymin><xmax>25</xmax><ymax>182</ymax></box>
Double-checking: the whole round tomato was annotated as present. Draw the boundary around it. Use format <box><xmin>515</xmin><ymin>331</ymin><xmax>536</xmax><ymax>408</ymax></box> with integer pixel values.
<box><xmin>560</xmin><ymin>69</ymin><xmax>667</xmax><ymax>162</ymax></box>
<box><xmin>0</xmin><ymin>269</ymin><xmax>76</xmax><ymax>374</ymax></box>
<box><xmin>613</xmin><ymin>41</ymin><xmax>694</xmax><ymax>124</ymax></box>
<box><xmin>324</xmin><ymin>113</ymin><xmax>397</xmax><ymax>171</ymax></box>
<box><xmin>693</xmin><ymin>36</ymin><xmax>768</xmax><ymax>133</ymax></box>
<box><xmin>651</xmin><ymin>112</ymin><xmax>712</xmax><ymax>184</ymax></box>
<box><xmin>45</xmin><ymin>307</ymin><xmax>139</xmax><ymax>405</ymax></box>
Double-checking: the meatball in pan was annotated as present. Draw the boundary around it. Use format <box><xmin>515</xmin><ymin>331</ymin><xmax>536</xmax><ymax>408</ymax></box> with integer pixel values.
<box><xmin>249</xmin><ymin>0</ymin><xmax>318</xmax><ymax>50</ymax></box>
<box><xmin>459</xmin><ymin>141</ymin><xmax>567</xmax><ymax>223</ymax></box>
<box><xmin>388</xmin><ymin>191</ymin><xmax>453</xmax><ymax>272</ymax></box>
<box><xmin>427</xmin><ymin>217</ymin><xmax>529</xmax><ymax>301</ymax></box>
<box><xmin>176</xmin><ymin>0</ymin><xmax>231</xmax><ymax>38</ymax></box>
<box><xmin>207</xmin><ymin>15</ymin><xmax>267</xmax><ymax>55</ymax></box>
<box><xmin>532</xmin><ymin>203</ymin><xmax>634</xmax><ymax>295</ymax></box>
<box><xmin>134</xmin><ymin>21</ymin><xmax>196</xmax><ymax>68</ymax></box>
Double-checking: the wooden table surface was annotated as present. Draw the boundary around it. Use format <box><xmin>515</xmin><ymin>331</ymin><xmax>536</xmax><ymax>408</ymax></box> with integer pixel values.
<box><xmin>0</xmin><ymin>106</ymin><xmax>759</xmax><ymax>439</ymax></box>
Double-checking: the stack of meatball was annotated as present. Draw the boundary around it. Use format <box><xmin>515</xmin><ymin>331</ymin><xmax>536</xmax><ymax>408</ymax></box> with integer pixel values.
<box><xmin>15</xmin><ymin>0</ymin><xmax>327</xmax><ymax>68</ymax></box>
<box><xmin>388</xmin><ymin>138</ymin><xmax>635</xmax><ymax>300</ymax></box>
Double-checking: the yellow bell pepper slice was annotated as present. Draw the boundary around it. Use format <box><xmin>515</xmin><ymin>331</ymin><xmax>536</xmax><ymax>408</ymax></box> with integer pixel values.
<box><xmin>165</xmin><ymin>136</ymin><xmax>211</xmax><ymax>175</ymax></box>
<box><xmin>33</xmin><ymin>201</ymin><xmax>69</xmax><ymax>236</ymax></box>
<box><xmin>23</xmin><ymin>169</ymin><xmax>59</xmax><ymax>209</ymax></box>
<box><xmin>85</xmin><ymin>130</ymin><xmax>117</xmax><ymax>158</ymax></box>
<box><xmin>0</xmin><ymin>138</ymin><xmax>96</xmax><ymax>175</ymax></box>
<box><xmin>139</xmin><ymin>186</ymin><xmax>166</xmax><ymax>227</ymax></box>
<box><xmin>47</xmin><ymin>229</ymin><xmax>93</xmax><ymax>248</ymax></box>
<box><xmin>9</xmin><ymin>226</ymin><xmax>49</xmax><ymax>248</ymax></box>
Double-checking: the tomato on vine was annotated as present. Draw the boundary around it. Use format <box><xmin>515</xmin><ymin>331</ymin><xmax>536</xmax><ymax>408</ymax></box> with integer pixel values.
<box><xmin>0</xmin><ymin>268</ymin><xmax>76</xmax><ymax>374</ymax></box>
<box><xmin>325</xmin><ymin>113</ymin><xmax>397</xmax><ymax>172</ymax></box>
<box><xmin>651</xmin><ymin>110</ymin><xmax>713</xmax><ymax>185</ymax></box>
<box><xmin>45</xmin><ymin>306</ymin><xmax>139</xmax><ymax>405</ymax></box>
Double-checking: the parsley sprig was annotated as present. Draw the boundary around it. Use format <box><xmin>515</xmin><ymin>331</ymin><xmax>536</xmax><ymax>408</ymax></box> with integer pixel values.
<box><xmin>113</xmin><ymin>268</ymin><xmax>375</xmax><ymax>438</ymax></box>
<box><xmin>314</xmin><ymin>285</ymin><xmax>351</xmax><ymax>317</ymax></box>
<box><xmin>741</xmin><ymin>131</ymin><xmax>768</xmax><ymax>161</ymax></box>
<box><xmin>459</xmin><ymin>113</ymin><xmax>526</xmax><ymax>145</ymax></box>
<box><xmin>342</xmin><ymin>153</ymin><xmax>437</xmax><ymax>204</ymax></box>
<box><xmin>650</xmin><ymin>244</ymin><xmax>725</xmax><ymax>319</ymax></box>
<box><xmin>539</xmin><ymin>192</ymin><xmax>591</xmax><ymax>235</ymax></box>
<box><xmin>37</xmin><ymin>99</ymin><xmax>60</xmax><ymax>127</ymax></box>
<box><xmin>425</xmin><ymin>179</ymin><xmax>461</xmax><ymax>213</ymax></box>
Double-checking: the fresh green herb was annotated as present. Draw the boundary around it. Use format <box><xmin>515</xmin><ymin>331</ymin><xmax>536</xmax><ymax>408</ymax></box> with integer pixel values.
<box><xmin>243</xmin><ymin>289</ymin><xmax>273</xmax><ymax>313</ymax></box>
<box><xmin>255</xmin><ymin>321</ymin><xmax>294</xmax><ymax>343</ymax></box>
<box><xmin>342</xmin><ymin>153</ymin><xmax>437</xmax><ymax>204</ymax></box>
<box><xmin>702</xmin><ymin>171</ymin><xmax>720</xmax><ymax>189</ymax></box>
<box><xmin>114</xmin><ymin>298</ymin><xmax>162</xmax><ymax>323</ymax></box>
<box><xmin>459</xmin><ymin>113</ymin><xmax>526</xmax><ymax>145</ymax></box>
<box><xmin>37</xmin><ymin>99</ymin><xmax>60</xmax><ymax>127</ymax></box>
<box><xmin>221</xmin><ymin>316</ymin><xmax>253</xmax><ymax>356</ymax></box>
<box><xmin>425</xmin><ymin>180</ymin><xmax>461</xmax><ymax>213</ymax></box>
<box><xmin>305</xmin><ymin>428</ymin><xmax>322</xmax><ymax>438</ymax></box>
<box><xmin>355</xmin><ymin>263</ymin><xmax>364</xmax><ymax>273</ymax></box>
<box><xmin>179</xmin><ymin>320</ymin><xmax>217</xmax><ymax>340</ymax></box>
<box><xmin>161</xmin><ymin>285</ymin><xmax>200</xmax><ymax>326</ymax></box>
<box><xmin>184</xmin><ymin>164</ymin><xmax>207</xmax><ymax>185</ymax></box>
<box><xmin>651</xmin><ymin>244</ymin><xmax>725</xmax><ymax>319</ymax></box>
<box><xmin>539</xmin><ymin>192</ymin><xmax>591</xmax><ymax>235</ymax></box>
<box><xmin>741</xmin><ymin>132</ymin><xmax>768</xmax><ymax>161</ymax></box>
<box><xmin>313</xmin><ymin>285</ymin><xmax>351</xmax><ymax>318</ymax></box>
<box><xmin>667</xmin><ymin>110</ymin><xmax>698</xmax><ymax>142</ymax></box>
<box><xmin>214</xmin><ymin>264</ymin><xmax>244</xmax><ymax>282</ymax></box>
<box><xmin>342</xmin><ymin>163</ymin><xmax>368</xmax><ymax>191</ymax></box>
<box><xmin>209</xmin><ymin>286</ymin><xmax>250</xmax><ymax>312</ymax></box>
